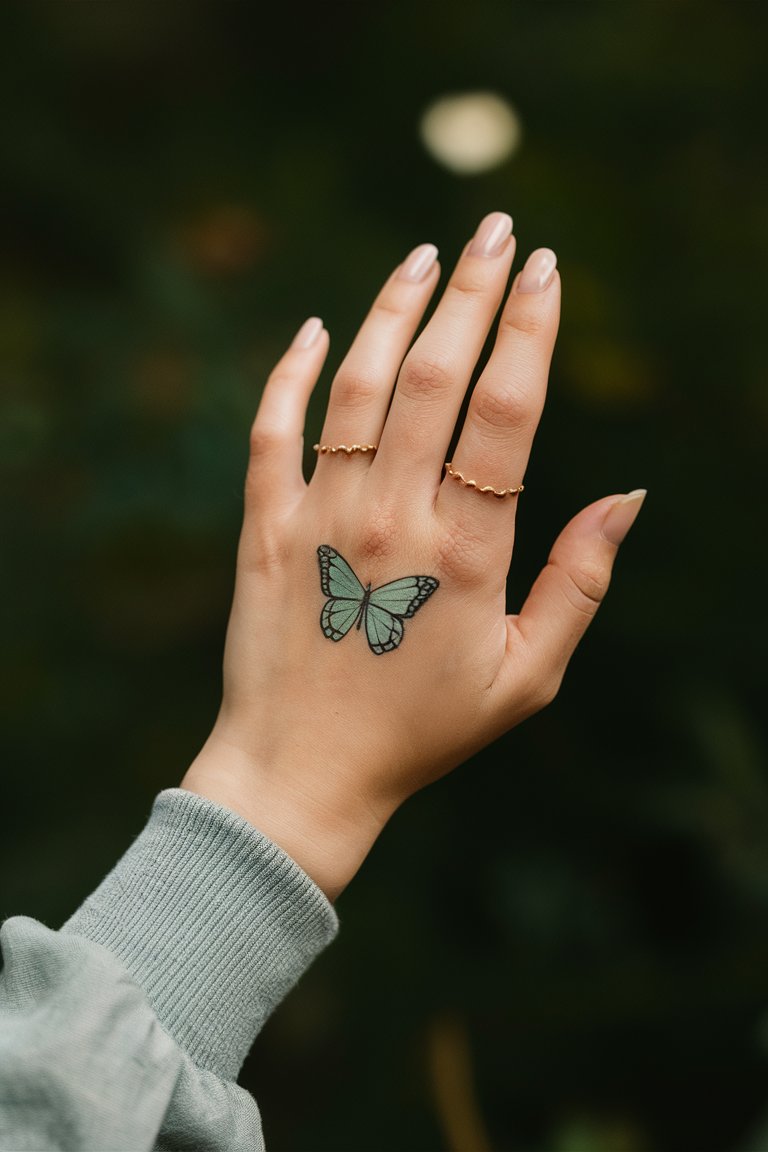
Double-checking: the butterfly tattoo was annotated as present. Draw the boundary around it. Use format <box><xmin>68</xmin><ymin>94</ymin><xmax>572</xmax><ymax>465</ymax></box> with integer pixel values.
<box><xmin>317</xmin><ymin>545</ymin><xmax>439</xmax><ymax>655</ymax></box>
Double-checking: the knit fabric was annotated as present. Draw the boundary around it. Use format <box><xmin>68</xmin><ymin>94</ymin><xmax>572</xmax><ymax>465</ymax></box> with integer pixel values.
<box><xmin>62</xmin><ymin>788</ymin><xmax>339</xmax><ymax>1080</ymax></box>
<box><xmin>1</xmin><ymin>787</ymin><xmax>340</xmax><ymax>1151</ymax></box>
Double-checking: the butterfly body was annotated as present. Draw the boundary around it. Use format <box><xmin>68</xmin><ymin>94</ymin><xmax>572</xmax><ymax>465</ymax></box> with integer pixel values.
<box><xmin>355</xmin><ymin>584</ymin><xmax>372</xmax><ymax>631</ymax></box>
<box><xmin>317</xmin><ymin>545</ymin><xmax>439</xmax><ymax>655</ymax></box>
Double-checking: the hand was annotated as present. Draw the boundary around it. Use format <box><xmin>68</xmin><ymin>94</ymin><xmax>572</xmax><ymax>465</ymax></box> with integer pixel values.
<box><xmin>180</xmin><ymin>212</ymin><xmax>645</xmax><ymax>900</ymax></box>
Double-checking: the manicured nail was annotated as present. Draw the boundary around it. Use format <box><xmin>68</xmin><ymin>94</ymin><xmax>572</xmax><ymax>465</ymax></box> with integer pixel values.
<box><xmin>468</xmin><ymin>211</ymin><xmax>513</xmax><ymax>258</ymax></box>
<box><xmin>517</xmin><ymin>248</ymin><xmax>557</xmax><ymax>293</ymax></box>
<box><xmin>398</xmin><ymin>242</ymin><xmax>438</xmax><ymax>283</ymax></box>
<box><xmin>602</xmin><ymin>489</ymin><xmax>647</xmax><ymax>546</ymax></box>
<box><xmin>291</xmin><ymin>316</ymin><xmax>323</xmax><ymax>350</ymax></box>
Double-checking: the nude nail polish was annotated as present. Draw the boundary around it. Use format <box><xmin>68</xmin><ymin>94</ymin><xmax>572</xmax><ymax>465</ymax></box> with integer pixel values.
<box><xmin>468</xmin><ymin>211</ymin><xmax>513</xmax><ymax>258</ymax></box>
<box><xmin>517</xmin><ymin>248</ymin><xmax>557</xmax><ymax>293</ymax></box>
<box><xmin>602</xmin><ymin>490</ymin><xmax>647</xmax><ymax>546</ymax></box>
<box><xmin>291</xmin><ymin>316</ymin><xmax>323</xmax><ymax>350</ymax></box>
<box><xmin>398</xmin><ymin>243</ymin><xmax>439</xmax><ymax>283</ymax></box>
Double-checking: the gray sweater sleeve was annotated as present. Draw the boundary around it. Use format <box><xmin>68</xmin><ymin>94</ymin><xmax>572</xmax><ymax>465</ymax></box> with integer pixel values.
<box><xmin>0</xmin><ymin>787</ymin><xmax>339</xmax><ymax>1152</ymax></box>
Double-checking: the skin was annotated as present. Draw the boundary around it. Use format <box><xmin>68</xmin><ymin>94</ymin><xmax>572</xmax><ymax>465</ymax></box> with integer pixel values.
<box><xmin>180</xmin><ymin>213</ymin><xmax>644</xmax><ymax>902</ymax></box>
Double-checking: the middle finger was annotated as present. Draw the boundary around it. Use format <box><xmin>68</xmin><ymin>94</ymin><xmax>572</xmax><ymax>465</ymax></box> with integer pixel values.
<box><xmin>372</xmin><ymin>211</ymin><xmax>515</xmax><ymax>495</ymax></box>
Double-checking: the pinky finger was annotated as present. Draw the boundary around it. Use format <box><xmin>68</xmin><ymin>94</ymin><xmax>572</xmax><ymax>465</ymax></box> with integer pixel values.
<box><xmin>246</xmin><ymin>317</ymin><xmax>329</xmax><ymax>513</ymax></box>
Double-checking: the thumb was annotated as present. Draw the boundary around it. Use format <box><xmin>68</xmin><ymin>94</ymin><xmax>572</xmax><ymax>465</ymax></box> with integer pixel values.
<box><xmin>512</xmin><ymin>489</ymin><xmax>647</xmax><ymax>697</ymax></box>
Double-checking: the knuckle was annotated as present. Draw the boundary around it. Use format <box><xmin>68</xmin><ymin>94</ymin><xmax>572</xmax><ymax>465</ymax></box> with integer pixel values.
<box><xmin>472</xmin><ymin>382</ymin><xmax>534</xmax><ymax>432</ymax></box>
<box><xmin>242</xmin><ymin>526</ymin><xmax>289</xmax><ymax>575</ymax></box>
<box><xmin>435</xmin><ymin>526</ymin><xmax>486</xmax><ymax>585</ymax></box>
<box><xmin>560</xmin><ymin>557</ymin><xmax>611</xmax><ymax>616</ymax></box>
<box><xmin>516</xmin><ymin>663</ymin><xmax>562</xmax><ymax>715</ymax></box>
<box><xmin>265</xmin><ymin>368</ymin><xmax>294</xmax><ymax>391</ymax></box>
<box><xmin>249</xmin><ymin>421</ymin><xmax>283</xmax><ymax>458</ymax></box>
<box><xmin>398</xmin><ymin>351</ymin><xmax>454</xmax><ymax>400</ymax></box>
<box><xmin>501</xmin><ymin>308</ymin><xmax>546</xmax><ymax>339</ymax></box>
<box><xmin>358</xmin><ymin>503</ymin><xmax>399</xmax><ymax>562</ymax></box>
<box><xmin>446</xmin><ymin>270</ymin><xmax>488</xmax><ymax>299</ymax></box>
<box><xmin>533</xmin><ymin>670</ymin><xmax>562</xmax><ymax>711</ymax></box>
<box><xmin>372</xmin><ymin>292</ymin><xmax>410</xmax><ymax>319</ymax></box>
<box><xmin>332</xmin><ymin>367</ymin><xmax>381</xmax><ymax>409</ymax></box>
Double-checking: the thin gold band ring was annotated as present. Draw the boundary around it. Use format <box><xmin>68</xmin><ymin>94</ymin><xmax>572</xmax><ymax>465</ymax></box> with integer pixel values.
<box><xmin>313</xmin><ymin>443</ymin><xmax>378</xmax><ymax>455</ymax></box>
<box><xmin>444</xmin><ymin>461</ymin><xmax>524</xmax><ymax>498</ymax></box>
<box><xmin>312</xmin><ymin>446</ymin><xmax>524</xmax><ymax>498</ymax></box>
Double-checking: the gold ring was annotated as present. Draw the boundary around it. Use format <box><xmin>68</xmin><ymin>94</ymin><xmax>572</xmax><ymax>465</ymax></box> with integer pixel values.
<box><xmin>313</xmin><ymin>443</ymin><xmax>378</xmax><ymax>455</ymax></box>
<box><xmin>444</xmin><ymin>461</ymin><xmax>524</xmax><ymax>499</ymax></box>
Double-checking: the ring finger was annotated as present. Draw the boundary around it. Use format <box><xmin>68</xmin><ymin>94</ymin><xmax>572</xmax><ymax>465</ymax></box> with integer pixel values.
<box><xmin>437</xmin><ymin>247</ymin><xmax>560</xmax><ymax>544</ymax></box>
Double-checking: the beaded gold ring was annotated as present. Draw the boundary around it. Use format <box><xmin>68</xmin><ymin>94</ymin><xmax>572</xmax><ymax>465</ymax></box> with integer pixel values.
<box><xmin>313</xmin><ymin>443</ymin><xmax>378</xmax><ymax>456</ymax></box>
<box><xmin>444</xmin><ymin>461</ymin><xmax>524</xmax><ymax>499</ymax></box>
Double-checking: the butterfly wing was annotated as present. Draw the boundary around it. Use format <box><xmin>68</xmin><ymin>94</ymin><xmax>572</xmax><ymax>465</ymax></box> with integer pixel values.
<box><xmin>367</xmin><ymin>575</ymin><xmax>439</xmax><ymax>618</ymax></box>
<box><xmin>321</xmin><ymin>597</ymin><xmax>363</xmax><ymax>641</ymax></box>
<box><xmin>364</xmin><ymin>575</ymin><xmax>439</xmax><ymax>654</ymax></box>
<box><xmin>317</xmin><ymin>545</ymin><xmax>366</xmax><ymax>643</ymax></box>
<box><xmin>317</xmin><ymin>545</ymin><xmax>365</xmax><ymax>599</ymax></box>
<box><xmin>364</xmin><ymin>602</ymin><xmax>404</xmax><ymax>655</ymax></box>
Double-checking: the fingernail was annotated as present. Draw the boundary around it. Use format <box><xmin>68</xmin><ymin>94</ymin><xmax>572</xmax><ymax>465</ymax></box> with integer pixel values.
<box><xmin>602</xmin><ymin>489</ymin><xmax>647</xmax><ymax>546</ymax></box>
<box><xmin>291</xmin><ymin>316</ymin><xmax>323</xmax><ymax>350</ymax></box>
<box><xmin>517</xmin><ymin>248</ymin><xmax>558</xmax><ymax>293</ymax></box>
<box><xmin>468</xmin><ymin>211</ymin><xmax>513</xmax><ymax>258</ymax></box>
<box><xmin>398</xmin><ymin>242</ymin><xmax>438</xmax><ymax>283</ymax></box>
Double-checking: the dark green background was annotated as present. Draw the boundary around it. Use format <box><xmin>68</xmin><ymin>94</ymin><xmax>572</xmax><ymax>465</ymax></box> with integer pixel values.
<box><xmin>2</xmin><ymin>3</ymin><xmax>767</xmax><ymax>1150</ymax></box>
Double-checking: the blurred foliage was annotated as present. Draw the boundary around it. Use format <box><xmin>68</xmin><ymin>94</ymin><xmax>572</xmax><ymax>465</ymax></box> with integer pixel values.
<box><xmin>1</xmin><ymin>2</ymin><xmax>767</xmax><ymax>1150</ymax></box>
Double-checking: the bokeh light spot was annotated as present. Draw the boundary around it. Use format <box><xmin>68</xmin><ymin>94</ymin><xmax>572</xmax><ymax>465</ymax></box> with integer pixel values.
<box><xmin>419</xmin><ymin>91</ymin><xmax>522</xmax><ymax>175</ymax></box>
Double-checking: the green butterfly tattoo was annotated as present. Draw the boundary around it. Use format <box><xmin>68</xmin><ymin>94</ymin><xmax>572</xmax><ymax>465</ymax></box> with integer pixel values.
<box><xmin>317</xmin><ymin>545</ymin><xmax>439</xmax><ymax>655</ymax></box>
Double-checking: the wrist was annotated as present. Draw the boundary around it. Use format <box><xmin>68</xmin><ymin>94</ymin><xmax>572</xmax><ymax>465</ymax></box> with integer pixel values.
<box><xmin>180</xmin><ymin>729</ymin><xmax>394</xmax><ymax>902</ymax></box>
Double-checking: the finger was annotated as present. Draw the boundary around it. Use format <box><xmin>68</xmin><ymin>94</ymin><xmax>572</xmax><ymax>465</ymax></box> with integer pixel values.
<box><xmin>436</xmin><ymin>249</ymin><xmax>560</xmax><ymax>547</ymax></box>
<box><xmin>373</xmin><ymin>212</ymin><xmax>516</xmax><ymax>494</ymax></box>
<box><xmin>492</xmin><ymin>491</ymin><xmax>647</xmax><ymax>717</ymax></box>
<box><xmin>315</xmin><ymin>243</ymin><xmax>440</xmax><ymax>469</ymax></box>
<box><xmin>246</xmin><ymin>316</ymin><xmax>329</xmax><ymax>514</ymax></box>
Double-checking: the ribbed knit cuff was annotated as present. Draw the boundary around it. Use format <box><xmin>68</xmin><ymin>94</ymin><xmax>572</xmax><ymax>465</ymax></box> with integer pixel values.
<box><xmin>61</xmin><ymin>788</ymin><xmax>339</xmax><ymax>1081</ymax></box>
